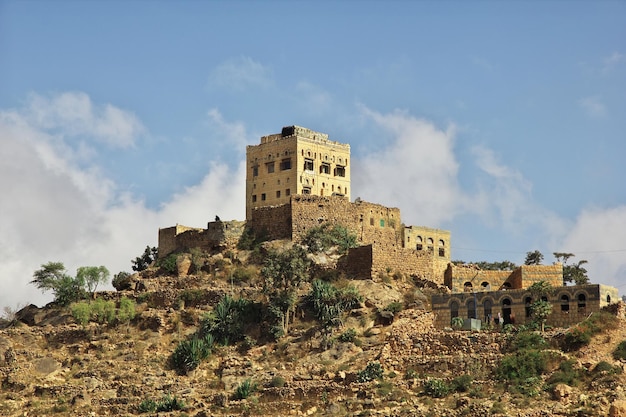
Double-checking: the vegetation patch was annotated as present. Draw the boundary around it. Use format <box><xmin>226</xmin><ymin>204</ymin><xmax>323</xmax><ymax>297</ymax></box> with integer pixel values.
<box><xmin>562</xmin><ymin>311</ymin><xmax>619</xmax><ymax>351</ymax></box>
<box><xmin>357</xmin><ymin>361</ymin><xmax>384</xmax><ymax>383</ymax></box>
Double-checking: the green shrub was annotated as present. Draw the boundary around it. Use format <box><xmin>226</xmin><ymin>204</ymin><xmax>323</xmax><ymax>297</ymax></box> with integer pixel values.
<box><xmin>233</xmin><ymin>379</ymin><xmax>257</xmax><ymax>400</ymax></box>
<box><xmin>451</xmin><ymin>316</ymin><xmax>464</xmax><ymax>329</ymax></box>
<box><xmin>199</xmin><ymin>295</ymin><xmax>258</xmax><ymax>345</ymax></box>
<box><xmin>613</xmin><ymin>340</ymin><xmax>626</xmax><ymax>360</ymax></box>
<box><xmin>302</xmin><ymin>223</ymin><xmax>357</xmax><ymax>254</ymax></box>
<box><xmin>270</xmin><ymin>375</ymin><xmax>286</xmax><ymax>388</ymax></box>
<box><xmin>511</xmin><ymin>331</ymin><xmax>547</xmax><ymax>351</ymax></box>
<box><xmin>308</xmin><ymin>279</ymin><xmax>362</xmax><ymax>329</ymax></box>
<box><xmin>404</xmin><ymin>369</ymin><xmax>419</xmax><ymax>380</ymax></box>
<box><xmin>90</xmin><ymin>298</ymin><xmax>116</xmax><ymax>324</ymax></box>
<box><xmin>177</xmin><ymin>289</ymin><xmax>206</xmax><ymax>307</ymax></box>
<box><xmin>338</xmin><ymin>328</ymin><xmax>357</xmax><ymax>343</ymax></box>
<box><xmin>593</xmin><ymin>360</ymin><xmax>622</xmax><ymax>375</ymax></box>
<box><xmin>157</xmin><ymin>253</ymin><xmax>178</xmax><ymax>274</ymax></box>
<box><xmin>117</xmin><ymin>297</ymin><xmax>136</xmax><ymax>323</ymax></box>
<box><xmin>138</xmin><ymin>395</ymin><xmax>184</xmax><ymax>413</ymax></box>
<box><xmin>423</xmin><ymin>378</ymin><xmax>451</xmax><ymax>398</ymax></box>
<box><xmin>71</xmin><ymin>302</ymin><xmax>91</xmax><ymax>326</ymax></box>
<box><xmin>138</xmin><ymin>398</ymin><xmax>157</xmax><ymax>413</ymax></box>
<box><xmin>546</xmin><ymin>359</ymin><xmax>581</xmax><ymax>387</ymax></box>
<box><xmin>384</xmin><ymin>301</ymin><xmax>403</xmax><ymax>314</ymax></box>
<box><xmin>495</xmin><ymin>349</ymin><xmax>547</xmax><ymax>382</ymax></box>
<box><xmin>230</xmin><ymin>266</ymin><xmax>257</xmax><ymax>283</ymax></box>
<box><xmin>564</xmin><ymin>312</ymin><xmax>619</xmax><ymax>351</ymax></box>
<box><xmin>171</xmin><ymin>334</ymin><xmax>213</xmax><ymax>375</ymax></box>
<box><xmin>357</xmin><ymin>361</ymin><xmax>384</xmax><ymax>383</ymax></box>
<box><xmin>156</xmin><ymin>395</ymin><xmax>185</xmax><ymax>412</ymax></box>
<box><xmin>451</xmin><ymin>374</ymin><xmax>473</xmax><ymax>392</ymax></box>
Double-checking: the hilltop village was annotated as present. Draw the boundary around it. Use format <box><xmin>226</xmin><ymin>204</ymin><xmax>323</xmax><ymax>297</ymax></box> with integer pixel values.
<box><xmin>159</xmin><ymin>125</ymin><xmax>617</xmax><ymax>330</ymax></box>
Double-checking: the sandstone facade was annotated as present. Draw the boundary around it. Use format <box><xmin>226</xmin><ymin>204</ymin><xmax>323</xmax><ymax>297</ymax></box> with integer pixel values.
<box><xmin>246</xmin><ymin>126</ymin><xmax>351</xmax><ymax>220</ymax></box>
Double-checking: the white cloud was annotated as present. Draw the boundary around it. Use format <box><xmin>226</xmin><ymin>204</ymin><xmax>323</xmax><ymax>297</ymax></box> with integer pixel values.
<box><xmin>0</xmin><ymin>93</ymin><xmax>244</xmax><ymax>310</ymax></box>
<box><xmin>353</xmin><ymin>107</ymin><xmax>465</xmax><ymax>226</ymax></box>
<box><xmin>205</xmin><ymin>108</ymin><xmax>253</xmax><ymax>152</ymax></box>
<box><xmin>25</xmin><ymin>91</ymin><xmax>145</xmax><ymax>148</ymax></box>
<box><xmin>558</xmin><ymin>206</ymin><xmax>626</xmax><ymax>289</ymax></box>
<box><xmin>577</xmin><ymin>96</ymin><xmax>607</xmax><ymax>118</ymax></box>
<box><xmin>207</xmin><ymin>56</ymin><xmax>273</xmax><ymax>91</ymax></box>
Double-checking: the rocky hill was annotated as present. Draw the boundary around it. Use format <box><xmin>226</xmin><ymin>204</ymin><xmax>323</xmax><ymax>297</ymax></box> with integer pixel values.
<box><xmin>2</xmin><ymin>241</ymin><xmax>626</xmax><ymax>417</ymax></box>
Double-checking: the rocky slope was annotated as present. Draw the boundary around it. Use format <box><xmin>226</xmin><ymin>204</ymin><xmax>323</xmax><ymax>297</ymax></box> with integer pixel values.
<box><xmin>2</xmin><ymin>245</ymin><xmax>626</xmax><ymax>417</ymax></box>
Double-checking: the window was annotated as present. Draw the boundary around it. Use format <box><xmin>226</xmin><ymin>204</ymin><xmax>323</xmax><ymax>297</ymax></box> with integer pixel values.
<box><xmin>302</xmin><ymin>187</ymin><xmax>311</xmax><ymax>195</ymax></box>
<box><xmin>416</xmin><ymin>243</ymin><xmax>423</xmax><ymax>251</ymax></box>
<box><xmin>370</xmin><ymin>218</ymin><xmax>374</xmax><ymax>226</ymax></box>
<box><xmin>266</xmin><ymin>162</ymin><xmax>275</xmax><ymax>173</ymax></box>
<box><xmin>438</xmin><ymin>248</ymin><xmax>445</xmax><ymax>257</ymax></box>
<box><xmin>334</xmin><ymin>165</ymin><xmax>346</xmax><ymax>177</ymax></box>
<box><xmin>252</xmin><ymin>166</ymin><xmax>259</xmax><ymax>177</ymax></box>
<box><xmin>577</xmin><ymin>294</ymin><xmax>586</xmax><ymax>312</ymax></box>
<box><xmin>450</xmin><ymin>301</ymin><xmax>460</xmax><ymax>319</ymax></box>
<box><xmin>481</xmin><ymin>282</ymin><xmax>490</xmax><ymax>290</ymax></box>
<box><xmin>261</xmin><ymin>193</ymin><xmax>266</xmax><ymax>201</ymax></box>
<box><xmin>252</xmin><ymin>195</ymin><xmax>257</xmax><ymax>203</ymax></box>
<box><xmin>276</xmin><ymin>190</ymin><xmax>281</xmax><ymax>198</ymax></box>
<box><xmin>320</xmin><ymin>163</ymin><xmax>330</xmax><ymax>174</ymax></box>
<box><xmin>304</xmin><ymin>159</ymin><xmax>314</xmax><ymax>171</ymax></box>
<box><xmin>286</xmin><ymin>188</ymin><xmax>290</xmax><ymax>196</ymax></box>
<box><xmin>467</xmin><ymin>300</ymin><xmax>477</xmax><ymax>319</ymax></box>
<box><xmin>525</xmin><ymin>297</ymin><xmax>532</xmax><ymax>317</ymax></box>
<box><xmin>464</xmin><ymin>282</ymin><xmax>473</xmax><ymax>292</ymax></box>
<box><xmin>483</xmin><ymin>299</ymin><xmax>493</xmax><ymax>322</ymax></box>
<box><xmin>560</xmin><ymin>295</ymin><xmax>570</xmax><ymax>312</ymax></box>
<box><xmin>280</xmin><ymin>158</ymin><xmax>291</xmax><ymax>170</ymax></box>
<box><xmin>380</xmin><ymin>219</ymin><xmax>385</xmax><ymax>227</ymax></box>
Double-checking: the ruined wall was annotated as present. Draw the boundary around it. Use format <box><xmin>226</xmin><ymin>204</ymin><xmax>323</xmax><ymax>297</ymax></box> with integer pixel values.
<box><xmin>432</xmin><ymin>284</ymin><xmax>616</xmax><ymax>329</ymax></box>
<box><xmin>249</xmin><ymin>203</ymin><xmax>292</xmax><ymax>241</ymax></box>
<box><xmin>157</xmin><ymin>222</ymin><xmax>245</xmax><ymax>258</ymax></box>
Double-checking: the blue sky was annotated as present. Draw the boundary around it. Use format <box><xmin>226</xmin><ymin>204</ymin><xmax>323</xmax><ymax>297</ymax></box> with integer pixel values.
<box><xmin>1</xmin><ymin>1</ymin><xmax>625</xmax><ymax>308</ymax></box>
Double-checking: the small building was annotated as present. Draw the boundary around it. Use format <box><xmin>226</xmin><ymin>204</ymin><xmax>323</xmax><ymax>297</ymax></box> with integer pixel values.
<box><xmin>432</xmin><ymin>284</ymin><xmax>618</xmax><ymax>329</ymax></box>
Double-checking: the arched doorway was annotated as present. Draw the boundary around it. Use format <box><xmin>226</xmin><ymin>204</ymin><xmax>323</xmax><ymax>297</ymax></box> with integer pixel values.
<box><xmin>467</xmin><ymin>300</ymin><xmax>477</xmax><ymax>319</ymax></box>
<box><xmin>483</xmin><ymin>299</ymin><xmax>493</xmax><ymax>323</ymax></box>
<box><xmin>450</xmin><ymin>300</ymin><xmax>460</xmax><ymax>319</ymax></box>
<box><xmin>502</xmin><ymin>298</ymin><xmax>512</xmax><ymax>324</ymax></box>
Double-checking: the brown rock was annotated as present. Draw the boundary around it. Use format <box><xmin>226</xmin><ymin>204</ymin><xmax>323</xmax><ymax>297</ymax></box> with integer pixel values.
<box><xmin>609</xmin><ymin>400</ymin><xmax>626</xmax><ymax>417</ymax></box>
<box><xmin>552</xmin><ymin>383</ymin><xmax>572</xmax><ymax>402</ymax></box>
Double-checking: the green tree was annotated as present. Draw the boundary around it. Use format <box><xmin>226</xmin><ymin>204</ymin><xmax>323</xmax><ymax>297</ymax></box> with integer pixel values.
<box><xmin>261</xmin><ymin>246</ymin><xmax>310</xmax><ymax>337</ymax></box>
<box><xmin>554</xmin><ymin>252</ymin><xmax>589</xmax><ymax>285</ymax></box>
<box><xmin>31</xmin><ymin>262</ymin><xmax>87</xmax><ymax>306</ymax></box>
<box><xmin>132</xmin><ymin>246</ymin><xmax>158</xmax><ymax>272</ymax></box>
<box><xmin>528</xmin><ymin>281</ymin><xmax>554</xmax><ymax>332</ymax></box>
<box><xmin>76</xmin><ymin>265</ymin><xmax>110</xmax><ymax>296</ymax></box>
<box><xmin>524</xmin><ymin>250</ymin><xmax>544</xmax><ymax>265</ymax></box>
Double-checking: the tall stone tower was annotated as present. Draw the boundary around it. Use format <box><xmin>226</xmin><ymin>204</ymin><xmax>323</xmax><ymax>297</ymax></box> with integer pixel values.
<box><xmin>246</xmin><ymin>126</ymin><xmax>351</xmax><ymax>220</ymax></box>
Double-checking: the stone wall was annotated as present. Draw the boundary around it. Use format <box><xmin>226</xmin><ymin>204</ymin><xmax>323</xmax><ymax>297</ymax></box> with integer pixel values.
<box><xmin>249</xmin><ymin>203</ymin><xmax>292</xmax><ymax>241</ymax></box>
<box><xmin>157</xmin><ymin>221</ymin><xmax>245</xmax><ymax>258</ymax></box>
<box><xmin>432</xmin><ymin>284</ymin><xmax>617</xmax><ymax>329</ymax></box>
<box><xmin>371</xmin><ymin>245</ymin><xmax>436</xmax><ymax>282</ymax></box>
<box><xmin>444</xmin><ymin>263</ymin><xmax>563</xmax><ymax>293</ymax></box>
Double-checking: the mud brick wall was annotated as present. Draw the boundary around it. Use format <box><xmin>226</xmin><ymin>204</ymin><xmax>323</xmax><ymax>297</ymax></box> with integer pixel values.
<box><xmin>249</xmin><ymin>204</ymin><xmax>292</xmax><ymax>241</ymax></box>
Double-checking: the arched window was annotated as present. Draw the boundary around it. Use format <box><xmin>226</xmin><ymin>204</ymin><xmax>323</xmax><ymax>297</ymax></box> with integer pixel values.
<box><xmin>502</xmin><ymin>282</ymin><xmax>512</xmax><ymax>289</ymax></box>
<box><xmin>560</xmin><ymin>294</ymin><xmax>570</xmax><ymax>312</ymax></box>
<box><xmin>416</xmin><ymin>236</ymin><xmax>423</xmax><ymax>251</ymax></box>
<box><xmin>483</xmin><ymin>299</ymin><xmax>493</xmax><ymax>322</ymax></box>
<box><xmin>450</xmin><ymin>301</ymin><xmax>460</xmax><ymax>319</ymax></box>
<box><xmin>467</xmin><ymin>300</ymin><xmax>477</xmax><ymax>319</ymax></box>
<box><xmin>577</xmin><ymin>293</ymin><xmax>587</xmax><ymax>313</ymax></box>
<box><xmin>464</xmin><ymin>282</ymin><xmax>473</xmax><ymax>292</ymax></box>
<box><xmin>607</xmin><ymin>294</ymin><xmax>612</xmax><ymax>303</ymax></box>
<box><xmin>481</xmin><ymin>282</ymin><xmax>490</xmax><ymax>290</ymax></box>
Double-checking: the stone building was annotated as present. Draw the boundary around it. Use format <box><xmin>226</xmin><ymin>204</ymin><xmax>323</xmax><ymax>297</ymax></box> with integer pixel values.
<box><xmin>245</xmin><ymin>126</ymin><xmax>351</xmax><ymax>220</ymax></box>
<box><xmin>158</xmin><ymin>220</ymin><xmax>246</xmax><ymax>258</ymax></box>
<box><xmin>432</xmin><ymin>284</ymin><xmax>618</xmax><ymax>329</ymax></box>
